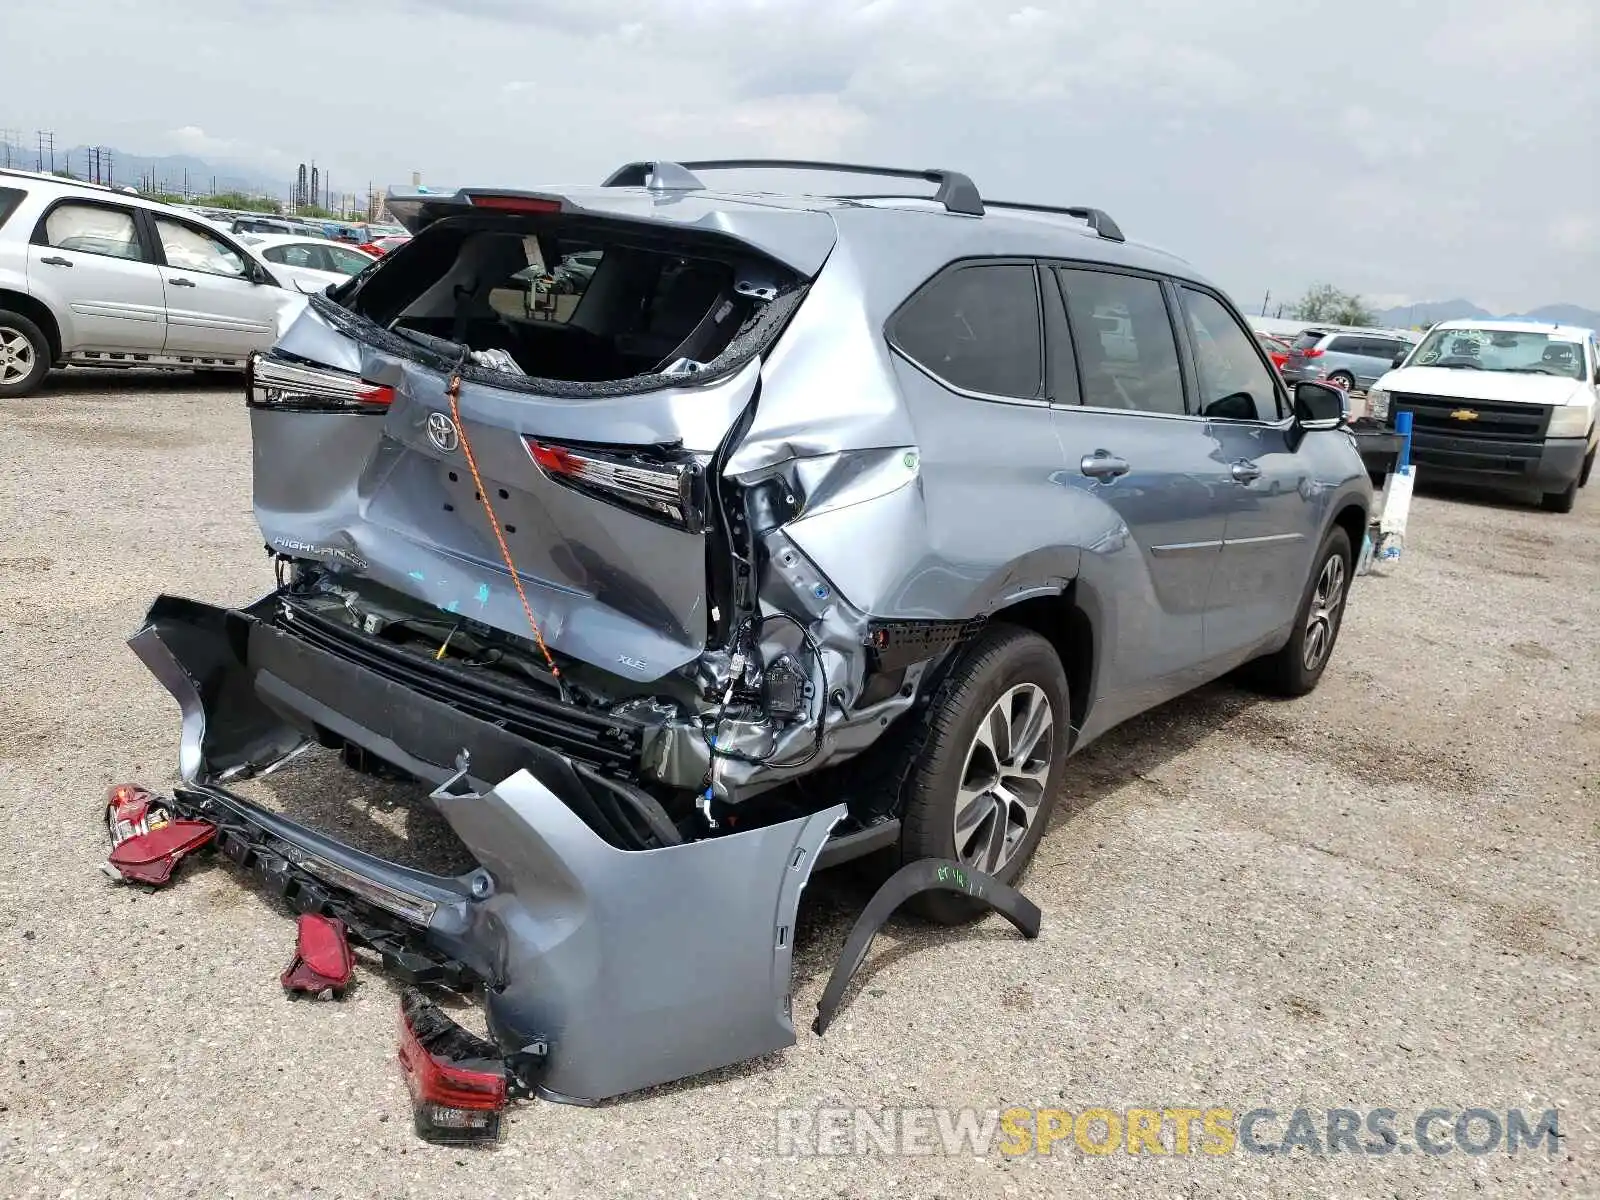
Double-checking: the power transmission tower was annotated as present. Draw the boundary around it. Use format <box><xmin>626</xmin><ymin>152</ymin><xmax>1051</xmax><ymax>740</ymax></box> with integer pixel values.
<box><xmin>36</xmin><ymin>130</ymin><xmax>54</xmax><ymax>173</ymax></box>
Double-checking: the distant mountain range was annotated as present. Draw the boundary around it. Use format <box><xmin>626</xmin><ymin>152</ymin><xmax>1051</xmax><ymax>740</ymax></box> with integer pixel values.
<box><xmin>0</xmin><ymin>141</ymin><xmax>287</xmax><ymax>198</ymax></box>
<box><xmin>1376</xmin><ymin>299</ymin><xmax>1600</xmax><ymax>330</ymax></box>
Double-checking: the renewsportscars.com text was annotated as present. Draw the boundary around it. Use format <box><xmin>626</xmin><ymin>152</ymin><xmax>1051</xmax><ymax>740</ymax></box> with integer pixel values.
<box><xmin>776</xmin><ymin>1106</ymin><xmax>1562</xmax><ymax>1159</ymax></box>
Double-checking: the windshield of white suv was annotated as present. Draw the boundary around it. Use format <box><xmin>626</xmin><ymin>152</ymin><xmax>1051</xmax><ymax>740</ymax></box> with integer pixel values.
<box><xmin>1410</xmin><ymin>327</ymin><xmax>1588</xmax><ymax>380</ymax></box>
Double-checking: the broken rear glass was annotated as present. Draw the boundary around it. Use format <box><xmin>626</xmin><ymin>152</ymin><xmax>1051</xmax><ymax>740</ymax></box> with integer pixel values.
<box><xmin>342</xmin><ymin>218</ymin><xmax>780</xmax><ymax>384</ymax></box>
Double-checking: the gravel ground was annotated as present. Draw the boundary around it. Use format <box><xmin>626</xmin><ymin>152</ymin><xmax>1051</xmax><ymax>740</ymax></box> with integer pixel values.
<box><xmin>2</xmin><ymin>374</ymin><xmax>1597</xmax><ymax>1198</ymax></box>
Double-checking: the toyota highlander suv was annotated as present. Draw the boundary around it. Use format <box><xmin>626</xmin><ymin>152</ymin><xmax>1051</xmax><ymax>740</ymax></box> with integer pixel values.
<box><xmin>132</xmin><ymin>160</ymin><xmax>1371</xmax><ymax>1103</ymax></box>
<box><xmin>0</xmin><ymin>169</ymin><xmax>314</xmax><ymax>398</ymax></box>
<box><xmin>1368</xmin><ymin>319</ymin><xmax>1599</xmax><ymax>512</ymax></box>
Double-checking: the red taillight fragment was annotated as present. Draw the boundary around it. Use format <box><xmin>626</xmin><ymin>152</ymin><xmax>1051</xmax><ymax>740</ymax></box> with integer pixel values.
<box><xmin>107</xmin><ymin>819</ymin><xmax>218</xmax><ymax>886</ymax></box>
<box><xmin>281</xmin><ymin>913</ymin><xmax>355</xmax><ymax>999</ymax></box>
<box><xmin>398</xmin><ymin>988</ymin><xmax>507</xmax><ymax>1144</ymax></box>
<box><xmin>1300</xmin><ymin>348</ymin><xmax>1325</xmax><ymax>359</ymax></box>
<box><xmin>524</xmin><ymin>437</ymin><xmax>702</xmax><ymax>530</ymax></box>
<box><xmin>466</xmin><ymin>193</ymin><xmax>562</xmax><ymax>214</ymax></box>
<box><xmin>247</xmin><ymin>353</ymin><xmax>395</xmax><ymax>414</ymax></box>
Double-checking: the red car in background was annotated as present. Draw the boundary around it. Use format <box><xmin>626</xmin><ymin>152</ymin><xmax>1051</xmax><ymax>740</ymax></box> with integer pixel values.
<box><xmin>1256</xmin><ymin>332</ymin><xmax>1292</xmax><ymax>372</ymax></box>
<box><xmin>358</xmin><ymin>234</ymin><xmax>411</xmax><ymax>257</ymax></box>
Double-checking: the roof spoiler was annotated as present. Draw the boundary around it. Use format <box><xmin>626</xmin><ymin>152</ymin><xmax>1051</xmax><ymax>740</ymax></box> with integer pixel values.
<box><xmin>600</xmin><ymin>159</ymin><xmax>1127</xmax><ymax>241</ymax></box>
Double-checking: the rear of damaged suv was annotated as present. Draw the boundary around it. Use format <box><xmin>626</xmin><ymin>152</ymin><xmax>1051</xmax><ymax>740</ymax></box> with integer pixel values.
<box><xmin>134</xmin><ymin>181</ymin><xmax>937</xmax><ymax>1103</ymax></box>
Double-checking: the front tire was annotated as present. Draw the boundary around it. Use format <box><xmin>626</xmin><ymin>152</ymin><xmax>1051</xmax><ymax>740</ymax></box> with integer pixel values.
<box><xmin>1247</xmin><ymin>526</ymin><xmax>1353</xmax><ymax>697</ymax></box>
<box><xmin>898</xmin><ymin>625</ymin><xmax>1070</xmax><ymax>924</ymax></box>
<box><xmin>1541</xmin><ymin>477</ymin><xmax>1578</xmax><ymax>513</ymax></box>
<box><xmin>0</xmin><ymin>311</ymin><xmax>51</xmax><ymax>399</ymax></box>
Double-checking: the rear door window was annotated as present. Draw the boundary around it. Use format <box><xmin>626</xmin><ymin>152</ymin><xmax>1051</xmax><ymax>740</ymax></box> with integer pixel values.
<box><xmin>1179</xmin><ymin>287</ymin><xmax>1280</xmax><ymax>421</ymax></box>
<box><xmin>1055</xmin><ymin>268</ymin><xmax>1186</xmax><ymax>415</ymax></box>
<box><xmin>892</xmin><ymin>262</ymin><xmax>1042</xmax><ymax>399</ymax></box>
<box><xmin>326</xmin><ymin>245</ymin><xmax>372</xmax><ymax>274</ymax></box>
<box><xmin>1325</xmin><ymin>335</ymin><xmax>1365</xmax><ymax>355</ymax></box>
<box><xmin>41</xmin><ymin>202</ymin><xmax>145</xmax><ymax>261</ymax></box>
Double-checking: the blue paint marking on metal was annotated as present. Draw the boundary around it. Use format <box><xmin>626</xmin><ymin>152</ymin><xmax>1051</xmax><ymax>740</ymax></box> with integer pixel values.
<box><xmin>445</xmin><ymin>600</ymin><xmax>461</xmax><ymax>613</ymax></box>
<box><xmin>475</xmin><ymin>583</ymin><xmax>490</xmax><ymax>608</ymax></box>
<box><xmin>408</xmin><ymin>569</ymin><xmax>427</xmax><ymax>583</ymax></box>
<box><xmin>1395</xmin><ymin>411</ymin><xmax>1413</xmax><ymax>471</ymax></box>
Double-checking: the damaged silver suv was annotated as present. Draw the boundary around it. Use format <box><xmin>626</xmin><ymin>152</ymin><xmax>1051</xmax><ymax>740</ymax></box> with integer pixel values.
<box><xmin>134</xmin><ymin>160</ymin><xmax>1370</xmax><ymax>1104</ymax></box>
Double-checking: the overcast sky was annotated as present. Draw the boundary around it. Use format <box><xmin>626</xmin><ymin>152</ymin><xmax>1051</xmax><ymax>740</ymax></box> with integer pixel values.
<box><xmin>6</xmin><ymin>0</ymin><xmax>1597</xmax><ymax>313</ymax></box>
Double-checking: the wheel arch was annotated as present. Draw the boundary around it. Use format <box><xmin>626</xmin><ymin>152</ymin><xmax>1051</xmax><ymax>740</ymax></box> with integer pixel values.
<box><xmin>1330</xmin><ymin>498</ymin><xmax>1367</xmax><ymax>559</ymax></box>
<box><xmin>984</xmin><ymin>583</ymin><xmax>1095</xmax><ymax>740</ymax></box>
<box><xmin>0</xmin><ymin>289</ymin><xmax>64</xmax><ymax>363</ymax></box>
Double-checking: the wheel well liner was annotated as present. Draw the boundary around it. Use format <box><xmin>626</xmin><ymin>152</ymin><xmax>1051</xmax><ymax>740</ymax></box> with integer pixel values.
<box><xmin>0</xmin><ymin>289</ymin><xmax>63</xmax><ymax>363</ymax></box>
<box><xmin>1330</xmin><ymin>500</ymin><xmax>1367</xmax><ymax>556</ymax></box>
<box><xmin>983</xmin><ymin>587</ymin><xmax>1093</xmax><ymax>734</ymax></box>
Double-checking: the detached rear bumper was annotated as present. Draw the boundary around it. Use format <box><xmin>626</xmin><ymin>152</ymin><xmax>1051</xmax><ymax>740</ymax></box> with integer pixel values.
<box><xmin>130</xmin><ymin>594</ymin><xmax>845</xmax><ymax>1103</ymax></box>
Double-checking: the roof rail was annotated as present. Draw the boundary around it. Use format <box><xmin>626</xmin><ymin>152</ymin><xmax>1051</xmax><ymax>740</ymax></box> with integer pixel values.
<box><xmin>597</xmin><ymin>161</ymin><xmax>1128</xmax><ymax>238</ymax></box>
<box><xmin>981</xmin><ymin>200</ymin><xmax>1125</xmax><ymax>242</ymax></box>
<box><xmin>602</xmin><ymin>158</ymin><xmax>985</xmax><ymax>217</ymax></box>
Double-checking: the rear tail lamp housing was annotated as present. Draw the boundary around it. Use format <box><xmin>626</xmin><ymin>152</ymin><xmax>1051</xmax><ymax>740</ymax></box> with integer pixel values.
<box><xmin>397</xmin><ymin>988</ymin><xmax>507</xmax><ymax>1145</ymax></box>
<box><xmin>526</xmin><ymin>438</ymin><xmax>704</xmax><ymax>532</ymax></box>
<box><xmin>247</xmin><ymin>352</ymin><xmax>395</xmax><ymax>414</ymax></box>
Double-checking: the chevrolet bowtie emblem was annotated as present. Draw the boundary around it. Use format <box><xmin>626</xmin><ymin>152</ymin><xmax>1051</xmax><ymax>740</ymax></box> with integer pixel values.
<box><xmin>1450</xmin><ymin>408</ymin><xmax>1480</xmax><ymax>421</ymax></box>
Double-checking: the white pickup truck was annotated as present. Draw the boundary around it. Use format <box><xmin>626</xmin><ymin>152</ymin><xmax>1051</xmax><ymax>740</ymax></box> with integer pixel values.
<box><xmin>1366</xmin><ymin>319</ymin><xmax>1599</xmax><ymax>512</ymax></box>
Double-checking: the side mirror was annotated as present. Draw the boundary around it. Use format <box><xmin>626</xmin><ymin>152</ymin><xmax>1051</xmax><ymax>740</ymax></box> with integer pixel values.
<box><xmin>1294</xmin><ymin>380</ymin><xmax>1346</xmax><ymax>430</ymax></box>
<box><xmin>1392</xmin><ymin>351</ymin><xmax>1408</xmax><ymax>369</ymax></box>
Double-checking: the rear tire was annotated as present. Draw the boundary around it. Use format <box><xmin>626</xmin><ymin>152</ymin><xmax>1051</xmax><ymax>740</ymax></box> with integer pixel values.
<box><xmin>1246</xmin><ymin>526</ymin><xmax>1353</xmax><ymax>697</ymax></box>
<box><xmin>898</xmin><ymin>625</ymin><xmax>1071</xmax><ymax>924</ymax></box>
<box><xmin>1328</xmin><ymin>371</ymin><xmax>1354</xmax><ymax>390</ymax></box>
<box><xmin>0</xmin><ymin>310</ymin><xmax>51</xmax><ymax>399</ymax></box>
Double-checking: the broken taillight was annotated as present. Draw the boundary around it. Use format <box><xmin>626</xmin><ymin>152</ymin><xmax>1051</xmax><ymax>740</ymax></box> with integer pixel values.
<box><xmin>397</xmin><ymin>988</ymin><xmax>507</xmax><ymax>1145</ymax></box>
<box><xmin>247</xmin><ymin>353</ymin><xmax>395</xmax><ymax>414</ymax></box>
<box><xmin>525</xmin><ymin>438</ymin><xmax>703</xmax><ymax>531</ymax></box>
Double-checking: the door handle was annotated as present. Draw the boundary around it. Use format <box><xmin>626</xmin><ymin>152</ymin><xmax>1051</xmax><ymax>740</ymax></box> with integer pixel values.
<box><xmin>39</xmin><ymin>256</ymin><xmax>72</xmax><ymax>267</ymax></box>
<box><xmin>168</xmin><ymin>277</ymin><xmax>197</xmax><ymax>287</ymax></box>
<box><xmin>1230</xmin><ymin>459</ymin><xmax>1262</xmax><ymax>484</ymax></box>
<box><xmin>1080</xmin><ymin>451</ymin><xmax>1131</xmax><ymax>480</ymax></box>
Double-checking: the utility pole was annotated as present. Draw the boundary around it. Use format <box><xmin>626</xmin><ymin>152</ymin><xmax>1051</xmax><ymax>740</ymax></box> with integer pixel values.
<box><xmin>1260</xmin><ymin>289</ymin><xmax>1271</xmax><ymax>317</ymax></box>
<box><xmin>36</xmin><ymin>129</ymin><xmax>54</xmax><ymax>173</ymax></box>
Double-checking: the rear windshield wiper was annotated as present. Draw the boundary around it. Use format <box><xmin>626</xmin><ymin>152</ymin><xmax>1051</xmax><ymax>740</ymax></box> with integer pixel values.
<box><xmin>392</xmin><ymin>326</ymin><xmax>468</xmax><ymax>358</ymax></box>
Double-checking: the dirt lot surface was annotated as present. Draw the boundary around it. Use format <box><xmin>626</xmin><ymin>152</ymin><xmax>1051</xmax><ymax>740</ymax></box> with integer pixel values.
<box><xmin>2</xmin><ymin>375</ymin><xmax>1597</xmax><ymax>1198</ymax></box>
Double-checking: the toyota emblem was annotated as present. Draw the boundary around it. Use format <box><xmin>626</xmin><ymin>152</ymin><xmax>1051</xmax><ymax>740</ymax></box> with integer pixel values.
<box><xmin>427</xmin><ymin>411</ymin><xmax>460</xmax><ymax>452</ymax></box>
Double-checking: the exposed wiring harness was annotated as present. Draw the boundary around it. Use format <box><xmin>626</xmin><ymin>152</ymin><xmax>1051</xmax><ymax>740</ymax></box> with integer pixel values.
<box><xmin>700</xmin><ymin>610</ymin><xmax>833</xmax><ymax>793</ymax></box>
<box><xmin>445</xmin><ymin>349</ymin><xmax>572</xmax><ymax>704</ymax></box>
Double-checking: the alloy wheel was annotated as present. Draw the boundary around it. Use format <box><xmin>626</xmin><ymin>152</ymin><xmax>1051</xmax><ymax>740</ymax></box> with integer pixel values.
<box><xmin>0</xmin><ymin>326</ymin><xmax>35</xmax><ymax>386</ymax></box>
<box><xmin>952</xmin><ymin>683</ymin><xmax>1055</xmax><ymax>874</ymax></box>
<box><xmin>1302</xmin><ymin>552</ymin><xmax>1348</xmax><ymax>672</ymax></box>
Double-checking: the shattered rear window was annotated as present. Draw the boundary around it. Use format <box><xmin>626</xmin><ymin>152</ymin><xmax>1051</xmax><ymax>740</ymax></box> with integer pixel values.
<box><xmin>344</xmin><ymin>219</ymin><xmax>776</xmax><ymax>386</ymax></box>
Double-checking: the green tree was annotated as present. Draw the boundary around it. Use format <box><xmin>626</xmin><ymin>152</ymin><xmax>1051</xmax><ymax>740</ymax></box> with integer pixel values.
<box><xmin>295</xmin><ymin>205</ymin><xmax>339</xmax><ymax>220</ymax></box>
<box><xmin>195</xmin><ymin>191</ymin><xmax>280</xmax><ymax>214</ymax></box>
<box><xmin>1292</xmin><ymin>283</ymin><xmax>1376</xmax><ymax>326</ymax></box>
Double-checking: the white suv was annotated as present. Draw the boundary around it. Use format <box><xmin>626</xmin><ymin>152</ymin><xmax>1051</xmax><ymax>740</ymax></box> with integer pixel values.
<box><xmin>0</xmin><ymin>169</ymin><xmax>311</xmax><ymax>399</ymax></box>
